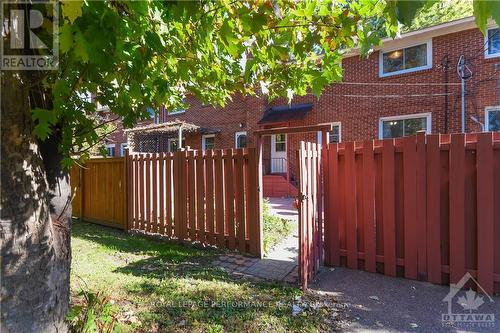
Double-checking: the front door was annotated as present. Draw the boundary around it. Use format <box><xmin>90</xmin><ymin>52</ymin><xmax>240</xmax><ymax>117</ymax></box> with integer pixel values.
<box><xmin>271</xmin><ymin>134</ymin><xmax>287</xmax><ymax>173</ymax></box>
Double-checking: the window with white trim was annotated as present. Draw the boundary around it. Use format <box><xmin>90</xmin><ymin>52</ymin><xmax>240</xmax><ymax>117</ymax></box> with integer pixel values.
<box><xmin>147</xmin><ymin>107</ymin><xmax>159</xmax><ymax>124</ymax></box>
<box><xmin>235</xmin><ymin>131</ymin><xmax>247</xmax><ymax>148</ymax></box>
<box><xmin>105</xmin><ymin>144</ymin><xmax>116</xmax><ymax>157</ymax></box>
<box><xmin>317</xmin><ymin>123</ymin><xmax>341</xmax><ymax>144</ymax></box>
<box><xmin>120</xmin><ymin>143</ymin><xmax>128</xmax><ymax>156</ymax></box>
<box><xmin>486</xmin><ymin>27</ymin><xmax>500</xmax><ymax>58</ymax></box>
<box><xmin>379</xmin><ymin>113</ymin><xmax>431</xmax><ymax>139</ymax></box>
<box><xmin>380</xmin><ymin>41</ymin><xmax>431</xmax><ymax>77</ymax></box>
<box><xmin>168</xmin><ymin>138</ymin><xmax>184</xmax><ymax>152</ymax></box>
<box><xmin>202</xmin><ymin>134</ymin><xmax>215</xmax><ymax>150</ymax></box>
<box><xmin>485</xmin><ymin>106</ymin><xmax>500</xmax><ymax>132</ymax></box>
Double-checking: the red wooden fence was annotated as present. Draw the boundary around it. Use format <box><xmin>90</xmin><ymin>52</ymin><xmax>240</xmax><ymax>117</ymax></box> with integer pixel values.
<box><xmin>323</xmin><ymin>132</ymin><xmax>500</xmax><ymax>295</ymax></box>
<box><xmin>127</xmin><ymin>148</ymin><xmax>261</xmax><ymax>257</ymax></box>
<box><xmin>297</xmin><ymin>142</ymin><xmax>323</xmax><ymax>289</ymax></box>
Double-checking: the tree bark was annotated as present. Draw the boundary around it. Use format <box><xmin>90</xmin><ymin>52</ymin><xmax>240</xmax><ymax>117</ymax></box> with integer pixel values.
<box><xmin>1</xmin><ymin>70</ymin><xmax>72</xmax><ymax>332</ymax></box>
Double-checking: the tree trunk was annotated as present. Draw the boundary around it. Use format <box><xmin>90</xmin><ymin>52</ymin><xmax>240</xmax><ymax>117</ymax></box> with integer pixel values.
<box><xmin>1</xmin><ymin>70</ymin><xmax>72</xmax><ymax>332</ymax></box>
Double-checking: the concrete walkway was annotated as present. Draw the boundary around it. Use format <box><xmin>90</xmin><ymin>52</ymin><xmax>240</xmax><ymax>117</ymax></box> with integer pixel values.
<box><xmin>213</xmin><ymin>198</ymin><xmax>299</xmax><ymax>283</ymax></box>
<box><xmin>311</xmin><ymin>267</ymin><xmax>500</xmax><ymax>332</ymax></box>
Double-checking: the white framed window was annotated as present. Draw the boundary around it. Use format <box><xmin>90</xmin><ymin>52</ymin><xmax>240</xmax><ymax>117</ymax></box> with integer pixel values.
<box><xmin>235</xmin><ymin>131</ymin><xmax>247</xmax><ymax>148</ymax></box>
<box><xmin>379</xmin><ymin>40</ymin><xmax>432</xmax><ymax>77</ymax></box>
<box><xmin>485</xmin><ymin>27</ymin><xmax>500</xmax><ymax>58</ymax></box>
<box><xmin>274</xmin><ymin>133</ymin><xmax>286</xmax><ymax>152</ymax></box>
<box><xmin>379</xmin><ymin>113</ymin><xmax>431</xmax><ymax>139</ymax></box>
<box><xmin>105</xmin><ymin>144</ymin><xmax>116</xmax><ymax>157</ymax></box>
<box><xmin>485</xmin><ymin>106</ymin><xmax>500</xmax><ymax>132</ymax></box>
<box><xmin>120</xmin><ymin>143</ymin><xmax>128</xmax><ymax>156</ymax></box>
<box><xmin>147</xmin><ymin>107</ymin><xmax>159</xmax><ymax>124</ymax></box>
<box><xmin>317</xmin><ymin>122</ymin><xmax>341</xmax><ymax>144</ymax></box>
<box><xmin>168</xmin><ymin>138</ymin><xmax>184</xmax><ymax>152</ymax></box>
<box><xmin>202</xmin><ymin>134</ymin><xmax>215</xmax><ymax>150</ymax></box>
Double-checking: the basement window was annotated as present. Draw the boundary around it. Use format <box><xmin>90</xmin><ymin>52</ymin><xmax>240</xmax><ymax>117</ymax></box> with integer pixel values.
<box><xmin>485</xmin><ymin>106</ymin><xmax>500</xmax><ymax>131</ymax></box>
<box><xmin>379</xmin><ymin>113</ymin><xmax>431</xmax><ymax>139</ymax></box>
<box><xmin>380</xmin><ymin>41</ymin><xmax>432</xmax><ymax>77</ymax></box>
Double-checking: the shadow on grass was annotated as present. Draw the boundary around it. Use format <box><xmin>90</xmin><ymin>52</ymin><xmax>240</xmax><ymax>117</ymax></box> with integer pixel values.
<box><xmin>72</xmin><ymin>220</ymin><xmax>318</xmax><ymax>332</ymax></box>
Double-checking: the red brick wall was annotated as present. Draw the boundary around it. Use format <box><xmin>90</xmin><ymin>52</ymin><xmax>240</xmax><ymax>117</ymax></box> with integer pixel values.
<box><xmin>106</xmin><ymin>26</ymin><xmax>500</xmax><ymax>182</ymax></box>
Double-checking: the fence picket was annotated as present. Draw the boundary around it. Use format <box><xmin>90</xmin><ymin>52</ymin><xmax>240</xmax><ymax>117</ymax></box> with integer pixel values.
<box><xmin>426</xmin><ymin>135</ymin><xmax>441</xmax><ymax>284</ymax></box>
<box><xmin>235</xmin><ymin>149</ymin><xmax>246</xmax><ymax>253</ymax></box>
<box><xmin>477</xmin><ymin>133</ymin><xmax>494</xmax><ymax>294</ymax></box>
<box><xmin>403</xmin><ymin>136</ymin><xmax>418</xmax><ymax>279</ymax></box>
<box><xmin>224</xmin><ymin>149</ymin><xmax>236</xmax><ymax>250</ymax></box>
<box><xmin>215</xmin><ymin>150</ymin><xmax>225</xmax><ymax>248</ymax></box>
<box><xmin>344</xmin><ymin>142</ymin><xmax>358</xmax><ymax>269</ymax></box>
<box><xmin>449</xmin><ymin>134</ymin><xmax>466</xmax><ymax>283</ymax></box>
<box><xmin>188</xmin><ymin>151</ymin><xmax>197</xmax><ymax>241</ymax></box>
<box><xmin>382</xmin><ymin>139</ymin><xmax>396</xmax><ymax>276</ymax></box>
<box><xmin>196</xmin><ymin>151</ymin><xmax>206</xmax><ymax>242</ymax></box>
<box><xmin>205</xmin><ymin>150</ymin><xmax>215</xmax><ymax>245</ymax></box>
<box><xmin>152</xmin><ymin>153</ymin><xmax>158</xmax><ymax>234</ymax></box>
<box><xmin>416</xmin><ymin>132</ymin><xmax>427</xmax><ymax>278</ymax></box>
<box><xmin>362</xmin><ymin>141</ymin><xmax>376</xmax><ymax>272</ymax></box>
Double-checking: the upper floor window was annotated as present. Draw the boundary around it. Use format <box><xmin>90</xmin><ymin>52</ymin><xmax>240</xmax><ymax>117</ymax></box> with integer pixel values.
<box><xmin>380</xmin><ymin>41</ymin><xmax>431</xmax><ymax>77</ymax></box>
<box><xmin>485</xmin><ymin>106</ymin><xmax>500</xmax><ymax>132</ymax></box>
<box><xmin>486</xmin><ymin>27</ymin><xmax>500</xmax><ymax>58</ymax></box>
<box><xmin>147</xmin><ymin>107</ymin><xmax>159</xmax><ymax>124</ymax></box>
<box><xmin>379</xmin><ymin>113</ymin><xmax>431</xmax><ymax>139</ymax></box>
<box><xmin>235</xmin><ymin>131</ymin><xmax>247</xmax><ymax>148</ymax></box>
<box><xmin>202</xmin><ymin>134</ymin><xmax>215</xmax><ymax>150</ymax></box>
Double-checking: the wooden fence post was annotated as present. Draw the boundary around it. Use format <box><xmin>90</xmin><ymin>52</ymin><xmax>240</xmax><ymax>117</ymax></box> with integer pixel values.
<box><xmin>125</xmin><ymin>148</ymin><xmax>132</xmax><ymax>231</ymax></box>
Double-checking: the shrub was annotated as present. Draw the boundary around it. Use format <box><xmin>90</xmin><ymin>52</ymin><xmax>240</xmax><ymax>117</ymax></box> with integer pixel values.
<box><xmin>66</xmin><ymin>287</ymin><xmax>117</xmax><ymax>333</ymax></box>
<box><xmin>262</xmin><ymin>199</ymin><xmax>293</xmax><ymax>254</ymax></box>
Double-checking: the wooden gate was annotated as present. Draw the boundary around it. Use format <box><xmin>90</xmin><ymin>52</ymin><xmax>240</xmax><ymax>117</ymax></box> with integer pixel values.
<box><xmin>71</xmin><ymin>158</ymin><xmax>127</xmax><ymax>229</ymax></box>
<box><xmin>297</xmin><ymin>142</ymin><xmax>323</xmax><ymax>289</ymax></box>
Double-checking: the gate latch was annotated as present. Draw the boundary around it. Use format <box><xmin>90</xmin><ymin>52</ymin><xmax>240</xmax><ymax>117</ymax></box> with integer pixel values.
<box><xmin>298</xmin><ymin>193</ymin><xmax>308</xmax><ymax>202</ymax></box>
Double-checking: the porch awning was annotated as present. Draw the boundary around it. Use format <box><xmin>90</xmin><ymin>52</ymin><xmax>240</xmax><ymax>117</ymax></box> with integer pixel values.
<box><xmin>258</xmin><ymin>103</ymin><xmax>313</xmax><ymax>124</ymax></box>
<box><xmin>124</xmin><ymin>120</ymin><xmax>221</xmax><ymax>135</ymax></box>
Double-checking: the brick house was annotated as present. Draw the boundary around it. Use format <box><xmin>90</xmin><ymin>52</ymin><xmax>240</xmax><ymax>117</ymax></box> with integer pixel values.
<box><xmin>106</xmin><ymin>17</ymin><xmax>500</xmax><ymax>196</ymax></box>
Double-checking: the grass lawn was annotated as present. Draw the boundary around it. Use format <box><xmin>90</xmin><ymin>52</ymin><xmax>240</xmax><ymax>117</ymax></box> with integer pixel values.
<box><xmin>71</xmin><ymin>220</ymin><xmax>338</xmax><ymax>332</ymax></box>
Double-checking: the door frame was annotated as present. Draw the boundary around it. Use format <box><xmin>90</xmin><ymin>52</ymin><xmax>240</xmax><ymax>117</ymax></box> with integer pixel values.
<box><xmin>271</xmin><ymin>134</ymin><xmax>287</xmax><ymax>173</ymax></box>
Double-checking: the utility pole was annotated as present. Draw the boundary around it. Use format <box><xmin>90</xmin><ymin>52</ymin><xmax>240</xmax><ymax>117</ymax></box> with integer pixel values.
<box><xmin>457</xmin><ymin>55</ymin><xmax>472</xmax><ymax>133</ymax></box>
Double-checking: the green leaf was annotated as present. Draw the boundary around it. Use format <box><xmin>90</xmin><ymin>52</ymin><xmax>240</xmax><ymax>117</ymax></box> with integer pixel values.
<box><xmin>61</xmin><ymin>0</ymin><xmax>83</xmax><ymax>23</ymax></box>
<box><xmin>74</xmin><ymin>30</ymin><xmax>89</xmax><ymax>63</ymax></box>
<box><xmin>59</xmin><ymin>24</ymin><xmax>73</xmax><ymax>54</ymax></box>
<box><xmin>32</xmin><ymin>108</ymin><xmax>57</xmax><ymax>140</ymax></box>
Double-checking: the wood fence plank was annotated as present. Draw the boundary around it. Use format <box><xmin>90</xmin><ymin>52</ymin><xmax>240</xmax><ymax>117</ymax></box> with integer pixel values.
<box><xmin>196</xmin><ymin>151</ymin><xmax>206</xmax><ymax>242</ymax></box>
<box><xmin>403</xmin><ymin>136</ymin><xmax>418</xmax><ymax>280</ymax></box>
<box><xmin>316</xmin><ymin>144</ymin><xmax>324</xmax><ymax>267</ymax></box>
<box><xmin>188</xmin><ymin>151</ymin><xmax>197</xmax><ymax>241</ymax></box>
<box><xmin>382</xmin><ymin>139</ymin><xmax>396</xmax><ymax>276</ymax></box>
<box><xmin>205</xmin><ymin>150</ymin><xmax>215</xmax><ymax>245</ymax></box>
<box><xmin>329</xmin><ymin>144</ymin><xmax>340</xmax><ymax>266</ymax></box>
<box><xmin>224</xmin><ymin>149</ymin><xmax>236</xmax><ymax>250</ymax></box>
<box><xmin>173</xmin><ymin>151</ymin><xmax>181</xmax><ymax>239</ymax></box>
<box><xmin>159</xmin><ymin>153</ymin><xmax>165</xmax><ymax>234</ymax></box>
<box><xmin>152</xmin><ymin>153</ymin><xmax>158</xmax><ymax>234</ymax></box>
<box><xmin>344</xmin><ymin>142</ymin><xmax>358</xmax><ymax>269</ymax></box>
<box><xmin>426</xmin><ymin>135</ymin><xmax>441</xmax><ymax>284</ymax></box>
<box><xmin>215</xmin><ymin>150</ymin><xmax>225</xmax><ymax>248</ymax></box>
<box><xmin>362</xmin><ymin>140</ymin><xmax>376</xmax><ymax>273</ymax></box>
<box><xmin>139</xmin><ymin>155</ymin><xmax>145</xmax><ymax>230</ymax></box>
<box><xmin>477</xmin><ymin>133</ymin><xmax>494</xmax><ymax>294</ymax></box>
<box><xmin>416</xmin><ymin>132</ymin><xmax>427</xmax><ymax>278</ymax></box>
<box><xmin>145</xmin><ymin>154</ymin><xmax>151</xmax><ymax>232</ymax></box>
<box><xmin>449</xmin><ymin>134</ymin><xmax>466</xmax><ymax>283</ymax></box>
<box><xmin>323</xmin><ymin>145</ymin><xmax>331</xmax><ymax>265</ymax></box>
<box><xmin>235</xmin><ymin>149</ymin><xmax>246</xmax><ymax>253</ymax></box>
<box><xmin>133</xmin><ymin>155</ymin><xmax>139</xmax><ymax>229</ymax></box>
<box><xmin>165</xmin><ymin>153</ymin><xmax>173</xmax><ymax>237</ymax></box>
<box><xmin>246</xmin><ymin>148</ymin><xmax>259</xmax><ymax>256</ymax></box>
<box><xmin>126</xmin><ymin>150</ymin><xmax>132</xmax><ymax>231</ymax></box>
